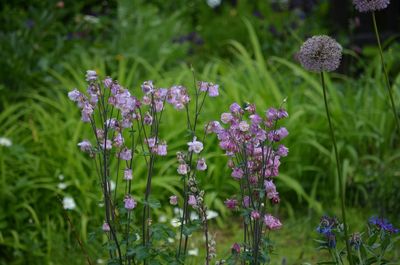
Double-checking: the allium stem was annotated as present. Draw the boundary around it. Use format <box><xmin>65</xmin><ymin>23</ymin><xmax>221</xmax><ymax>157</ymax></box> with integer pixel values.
<box><xmin>320</xmin><ymin>72</ymin><xmax>353</xmax><ymax>265</ymax></box>
<box><xmin>372</xmin><ymin>12</ymin><xmax>400</xmax><ymax>132</ymax></box>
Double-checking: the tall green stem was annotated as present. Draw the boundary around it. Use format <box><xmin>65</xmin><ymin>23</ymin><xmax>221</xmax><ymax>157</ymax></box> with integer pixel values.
<box><xmin>372</xmin><ymin>12</ymin><xmax>400</xmax><ymax>132</ymax></box>
<box><xmin>320</xmin><ymin>72</ymin><xmax>353</xmax><ymax>265</ymax></box>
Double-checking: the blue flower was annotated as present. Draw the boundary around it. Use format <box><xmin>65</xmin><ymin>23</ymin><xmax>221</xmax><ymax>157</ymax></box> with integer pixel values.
<box><xmin>369</xmin><ymin>216</ymin><xmax>399</xmax><ymax>234</ymax></box>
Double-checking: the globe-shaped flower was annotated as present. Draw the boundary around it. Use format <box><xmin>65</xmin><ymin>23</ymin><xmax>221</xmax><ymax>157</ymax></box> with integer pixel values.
<box><xmin>298</xmin><ymin>35</ymin><xmax>342</xmax><ymax>72</ymax></box>
<box><xmin>353</xmin><ymin>0</ymin><xmax>390</xmax><ymax>13</ymax></box>
<box><xmin>298</xmin><ymin>35</ymin><xmax>343</xmax><ymax>72</ymax></box>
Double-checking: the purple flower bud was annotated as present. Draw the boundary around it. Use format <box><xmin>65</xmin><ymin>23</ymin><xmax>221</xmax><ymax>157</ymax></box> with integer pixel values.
<box><xmin>143</xmin><ymin>112</ymin><xmax>153</xmax><ymax>125</ymax></box>
<box><xmin>231</xmin><ymin>167</ymin><xmax>244</xmax><ymax>180</ymax></box>
<box><xmin>232</xmin><ymin>243</ymin><xmax>241</xmax><ymax>254</ymax></box>
<box><xmin>221</xmin><ymin>113</ymin><xmax>233</xmax><ymax>124</ymax></box>
<box><xmin>224</xmin><ymin>198</ymin><xmax>238</xmax><ymax>209</ymax></box>
<box><xmin>208</xmin><ymin>84</ymin><xmax>219</xmax><ymax>97</ymax></box>
<box><xmin>157</xmin><ymin>142</ymin><xmax>167</xmax><ymax>156</ymax></box>
<box><xmin>169</xmin><ymin>195</ymin><xmax>178</xmax><ymax>205</ymax></box>
<box><xmin>251</xmin><ymin>210</ymin><xmax>261</xmax><ymax>219</ymax></box>
<box><xmin>277</xmin><ymin>144</ymin><xmax>289</xmax><ymax>157</ymax></box>
<box><xmin>242</xmin><ymin>196</ymin><xmax>250</xmax><ymax>208</ymax></box>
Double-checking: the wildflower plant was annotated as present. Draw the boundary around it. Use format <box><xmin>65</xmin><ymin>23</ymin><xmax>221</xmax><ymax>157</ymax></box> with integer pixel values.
<box><xmin>209</xmin><ymin>101</ymin><xmax>288</xmax><ymax>264</ymax></box>
<box><xmin>68</xmin><ymin>69</ymin><xmax>218</xmax><ymax>264</ymax></box>
<box><xmin>298</xmin><ymin>35</ymin><xmax>354</xmax><ymax>265</ymax></box>
<box><xmin>316</xmin><ymin>215</ymin><xmax>399</xmax><ymax>264</ymax></box>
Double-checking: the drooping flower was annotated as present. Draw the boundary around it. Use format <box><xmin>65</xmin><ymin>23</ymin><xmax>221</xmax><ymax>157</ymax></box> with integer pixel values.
<box><xmin>124</xmin><ymin>195</ymin><xmax>137</xmax><ymax>210</ymax></box>
<box><xmin>62</xmin><ymin>196</ymin><xmax>76</xmax><ymax>210</ymax></box>
<box><xmin>251</xmin><ymin>210</ymin><xmax>261</xmax><ymax>220</ymax></box>
<box><xmin>103</xmin><ymin>77</ymin><xmax>113</xmax><ymax>88</ymax></box>
<box><xmin>353</xmin><ymin>0</ymin><xmax>390</xmax><ymax>12</ymax></box>
<box><xmin>196</xmin><ymin>158</ymin><xmax>207</xmax><ymax>171</ymax></box>
<box><xmin>187</xmin><ymin>136</ymin><xmax>203</xmax><ymax>154</ymax></box>
<box><xmin>85</xmin><ymin>70</ymin><xmax>97</xmax><ymax>82</ymax></box>
<box><xmin>119</xmin><ymin>148</ymin><xmax>132</xmax><ymax>161</ymax></box>
<box><xmin>221</xmin><ymin>113</ymin><xmax>233</xmax><ymax>124</ymax></box>
<box><xmin>68</xmin><ymin>89</ymin><xmax>82</xmax><ymax>102</ymax></box>
<box><xmin>224</xmin><ymin>198</ymin><xmax>238</xmax><ymax>209</ymax></box>
<box><xmin>102</xmin><ymin>222</ymin><xmax>111</xmax><ymax>232</ymax></box>
<box><xmin>141</xmin><ymin>80</ymin><xmax>154</xmax><ymax>94</ymax></box>
<box><xmin>177</xmin><ymin>163</ymin><xmax>189</xmax><ymax>175</ymax></box>
<box><xmin>232</xmin><ymin>243</ymin><xmax>241</xmax><ymax>254</ymax></box>
<box><xmin>188</xmin><ymin>195</ymin><xmax>197</xmax><ymax>206</ymax></box>
<box><xmin>77</xmin><ymin>140</ymin><xmax>92</xmax><ymax>152</ymax></box>
<box><xmin>157</xmin><ymin>142</ymin><xmax>168</xmax><ymax>156</ymax></box>
<box><xmin>264</xmin><ymin>214</ymin><xmax>282</xmax><ymax>230</ymax></box>
<box><xmin>231</xmin><ymin>167</ymin><xmax>244</xmax><ymax>180</ymax></box>
<box><xmin>124</xmin><ymin>169</ymin><xmax>133</xmax><ymax>180</ymax></box>
<box><xmin>298</xmin><ymin>35</ymin><xmax>342</xmax><ymax>72</ymax></box>
<box><xmin>169</xmin><ymin>195</ymin><xmax>178</xmax><ymax>205</ymax></box>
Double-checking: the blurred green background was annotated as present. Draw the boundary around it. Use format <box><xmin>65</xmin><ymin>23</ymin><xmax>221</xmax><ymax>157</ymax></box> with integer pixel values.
<box><xmin>1</xmin><ymin>0</ymin><xmax>399</xmax><ymax>264</ymax></box>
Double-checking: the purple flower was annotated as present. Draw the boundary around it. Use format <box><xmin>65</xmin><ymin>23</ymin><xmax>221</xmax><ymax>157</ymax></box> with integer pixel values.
<box><xmin>85</xmin><ymin>70</ymin><xmax>97</xmax><ymax>82</ymax></box>
<box><xmin>196</xmin><ymin>158</ymin><xmax>207</xmax><ymax>171</ymax></box>
<box><xmin>298</xmin><ymin>35</ymin><xmax>342</xmax><ymax>72</ymax></box>
<box><xmin>251</xmin><ymin>210</ymin><xmax>261</xmax><ymax>219</ymax></box>
<box><xmin>277</xmin><ymin>144</ymin><xmax>289</xmax><ymax>157</ymax></box>
<box><xmin>242</xmin><ymin>196</ymin><xmax>250</xmax><ymax>208</ymax></box>
<box><xmin>114</xmin><ymin>133</ymin><xmax>124</xmax><ymax>147</ymax></box>
<box><xmin>221</xmin><ymin>113</ymin><xmax>233</xmax><ymax>124</ymax></box>
<box><xmin>369</xmin><ymin>216</ymin><xmax>399</xmax><ymax>233</ymax></box>
<box><xmin>143</xmin><ymin>112</ymin><xmax>153</xmax><ymax>125</ymax></box>
<box><xmin>169</xmin><ymin>195</ymin><xmax>178</xmax><ymax>205</ymax></box>
<box><xmin>68</xmin><ymin>89</ymin><xmax>81</xmax><ymax>101</ymax></box>
<box><xmin>230</xmin><ymin>103</ymin><xmax>242</xmax><ymax>114</ymax></box>
<box><xmin>141</xmin><ymin>80</ymin><xmax>154</xmax><ymax>94</ymax></box>
<box><xmin>224</xmin><ymin>198</ymin><xmax>238</xmax><ymax>209</ymax></box>
<box><xmin>187</xmin><ymin>137</ymin><xmax>203</xmax><ymax>154</ymax></box>
<box><xmin>264</xmin><ymin>214</ymin><xmax>282</xmax><ymax>230</ymax></box>
<box><xmin>124</xmin><ymin>169</ymin><xmax>133</xmax><ymax>180</ymax></box>
<box><xmin>231</xmin><ymin>167</ymin><xmax>244</xmax><ymax>180</ymax></box>
<box><xmin>119</xmin><ymin>148</ymin><xmax>132</xmax><ymax>161</ymax></box>
<box><xmin>232</xmin><ymin>243</ymin><xmax>240</xmax><ymax>254</ymax></box>
<box><xmin>353</xmin><ymin>0</ymin><xmax>390</xmax><ymax>12</ymax></box>
<box><xmin>103</xmin><ymin>77</ymin><xmax>113</xmax><ymax>88</ymax></box>
<box><xmin>77</xmin><ymin>140</ymin><xmax>92</xmax><ymax>152</ymax></box>
<box><xmin>101</xmin><ymin>139</ymin><xmax>112</xmax><ymax>150</ymax></box>
<box><xmin>188</xmin><ymin>195</ymin><xmax>197</xmax><ymax>206</ymax></box>
<box><xmin>177</xmin><ymin>163</ymin><xmax>189</xmax><ymax>175</ymax></box>
<box><xmin>157</xmin><ymin>142</ymin><xmax>168</xmax><ymax>156</ymax></box>
<box><xmin>102</xmin><ymin>222</ymin><xmax>110</xmax><ymax>232</ymax></box>
<box><xmin>124</xmin><ymin>195</ymin><xmax>137</xmax><ymax>210</ymax></box>
<box><xmin>81</xmin><ymin>103</ymin><xmax>94</xmax><ymax>123</ymax></box>
<box><xmin>208</xmin><ymin>84</ymin><xmax>219</xmax><ymax>97</ymax></box>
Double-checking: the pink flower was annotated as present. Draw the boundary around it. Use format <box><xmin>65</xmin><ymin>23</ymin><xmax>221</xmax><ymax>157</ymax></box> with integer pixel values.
<box><xmin>177</xmin><ymin>163</ymin><xmax>189</xmax><ymax>175</ymax></box>
<box><xmin>114</xmin><ymin>133</ymin><xmax>124</xmax><ymax>147</ymax></box>
<box><xmin>146</xmin><ymin>137</ymin><xmax>156</xmax><ymax>148</ymax></box>
<box><xmin>251</xmin><ymin>210</ymin><xmax>260</xmax><ymax>219</ymax></box>
<box><xmin>169</xmin><ymin>195</ymin><xmax>178</xmax><ymax>205</ymax></box>
<box><xmin>196</xmin><ymin>158</ymin><xmax>207</xmax><ymax>171</ymax></box>
<box><xmin>242</xmin><ymin>196</ymin><xmax>250</xmax><ymax>208</ymax></box>
<box><xmin>232</xmin><ymin>243</ymin><xmax>241</xmax><ymax>254</ymax></box>
<box><xmin>231</xmin><ymin>167</ymin><xmax>244</xmax><ymax>180</ymax></box>
<box><xmin>229</xmin><ymin>103</ymin><xmax>242</xmax><ymax>114</ymax></box>
<box><xmin>208</xmin><ymin>83</ymin><xmax>219</xmax><ymax>97</ymax></box>
<box><xmin>119</xmin><ymin>148</ymin><xmax>132</xmax><ymax>160</ymax></box>
<box><xmin>277</xmin><ymin>144</ymin><xmax>289</xmax><ymax>157</ymax></box>
<box><xmin>238</xmin><ymin>121</ymin><xmax>249</xmax><ymax>132</ymax></box>
<box><xmin>124</xmin><ymin>169</ymin><xmax>133</xmax><ymax>180</ymax></box>
<box><xmin>101</xmin><ymin>139</ymin><xmax>112</xmax><ymax>150</ymax></box>
<box><xmin>264</xmin><ymin>214</ymin><xmax>282</xmax><ymax>230</ymax></box>
<box><xmin>141</xmin><ymin>80</ymin><xmax>154</xmax><ymax>94</ymax></box>
<box><xmin>103</xmin><ymin>77</ymin><xmax>113</xmax><ymax>88</ymax></box>
<box><xmin>124</xmin><ymin>195</ymin><xmax>137</xmax><ymax>210</ymax></box>
<box><xmin>264</xmin><ymin>180</ymin><xmax>276</xmax><ymax>194</ymax></box>
<box><xmin>102</xmin><ymin>222</ymin><xmax>110</xmax><ymax>232</ymax></box>
<box><xmin>187</xmin><ymin>137</ymin><xmax>203</xmax><ymax>154</ymax></box>
<box><xmin>224</xmin><ymin>198</ymin><xmax>238</xmax><ymax>209</ymax></box>
<box><xmin>188</xmin><ymin>195</ymin><xmax>197</xmax><ymax>206</ymax></box>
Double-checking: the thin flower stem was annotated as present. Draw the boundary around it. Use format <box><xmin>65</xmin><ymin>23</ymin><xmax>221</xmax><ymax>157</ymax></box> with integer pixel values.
<box><xmin>320</xmin><ymin>72</ymin><xmax>353</xmax><ymax>265</ymax></box>
<box><xmin>372</xmin><ymin>12</ymin><xmax>400</xmax><ymax>132</ymax></box>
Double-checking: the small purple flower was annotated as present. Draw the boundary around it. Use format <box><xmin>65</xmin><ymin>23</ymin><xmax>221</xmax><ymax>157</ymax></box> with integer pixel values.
<box><xmin>114</xmin><ymin>133</ymin><xmax>124</xmax><ymax>147</ymax></box>
<box><xmin>169</xmin><ymin>195</ymin><xmax>178</xmax><ymax>205</ymax></box>
<box><xmin>103</xmin><ymin>77</ymin><xmax>113</xmax><ymax>88</ymax></box>
<box><xmin>101</xmin><ymin>139</ymin><xmax>112</xmax><ymax>150</ymax></box>
<box><xmin>124</xmin><ymin>169</ymin><xmax>133</xmax><ymax>180</ymax></box>
<box><xmin>143</xmin><ymin>112</ymin><xmax>153</xmax><ymax>125</ymax></box>
<box><xmin>119</xmin><ymin>148</ymin><xmax>132</xmax><ymax>161</ymax></box>
<box><xmin>157</xmin><ymin>142</ymin><xmax>167</xmax><ymax>156</ymax></box>
<box><xmin>264</xmin><ymin>214</ymin><xmax>282</xmax><ymax>230</ymax></box>
<box><xmin>242</xmin><ymin>196</ymin><xmax>250</xmax><ymax>208</ymax></box>
<box><xmin>231</xmin><ymin>167</ymin><xmax>244</xmax><ymax>180</ymax></box>
<box><xmin>224</xmin><ymin>198</ymin><xmax>238</xmax><ymax>209</ymax></box>
<box><xmin>85</xmin><ymin>70</ymin><xmax>97</xmax><ymax>82</ymax></box>
<box><xmin>141</xmin><ymin>80</ymin><xmax>154</xmax><ymax>95</ymax></box>
<box><xmin>196</xmin><ymin>158</ymin><xmax>207</xmax><ymax>171</ymax></box>
<box><xmin>277</xmin><ymin>144</ymin><xmax>289</xmax><ymax>157</ymax></box>
<box><xmin>232</xmin><ymin>243</ymin><xmax>241</xmax><ymax>254</ymax></box>
<box><xmin>188</xmin><ymin>195</ymin><xmax>197</xmax><ymax>206</ymax></box>
<box><xmin>251</xmin><ymin>210</ymin><xmax>261</xmax><ymax>220</ymax></box>
<box><xmin>68</xmin><ymin>89</ymin><xmax>81</xmax><ymax>101</ymax></box>
<box><xmin>208</xmin><ymin>83</ymin><xmax>219</xmax><ymax>97</ymax></box>
<box><xmin>124</xmin><ymin>195</ymin><xmax>137</xmax><ymax>210</ymax></box>
<box><xmin>177</xmin><ymin>163</ymin><xmax>189</xmax><ymax>175</ymax></box>
<box><xmin>350</xmin><ymin>233</ymin><xmax>362</xmax><ymax>250</ymax></box>
<box><xmin>369</xmin><ymin>216</ymin><xmax>399</xmax><ymax>233</ymax></box>
<box><xmin>77</xmin><ymin>140</ymin><xmax>92</xmax><ymax>152</ymax></box>
<box><xmin>187</xmin><ymin>137</ymin><xmax>203</xmax><ymax>154</ymax></box>
<box><xmin>229</xmin><ymin>103</ymin><xmax>242</xmax><ymax>114</ymax></box>
<box><xmin>102</xmin><ymin>222</ymin><xmax>110</xmax><ymax>232</ymax></box>
<box><xmin>221</xmin><ymin>113</ymin><xmax>233</xmax><ymax>124</ymax></box>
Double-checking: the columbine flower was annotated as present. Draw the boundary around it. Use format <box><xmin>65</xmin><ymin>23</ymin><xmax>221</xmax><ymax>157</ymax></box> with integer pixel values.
<box><xmin>68</xmin><ymin>89</ymin><xmax>81</xmax><ymax>101</ymax></box>
<box><xmin>77</xmin><ymin>140</ymin><xmax>92</xmax><ymax>152</ymax></box>
<box><xmin>57</xmin><ymin>182</ymin><xmax>67</xmax><ymax>190</ymax></box>
<box><xmin>251</xmin><ymin>210</ymin><xmax>261</xmax><ymax>219</ymax></box>
<box><xmin>196</xmin><ymin>158</ymin><xmax>207</xmax><ymax>171</ymax></box>
<box><xmin>232</xmin><ymin>243</ymin><xmax>241</xmax><ymax>254</ymax></box>
<box><xmin>157</xmin><ymin>142</ymin><xmax>167</xmax><ymax>156</ymax></box>
<box><xmin>188</xmin><ymin>195</ymin><xmax>197</xmax><ymax>206</ymax></box>
<box><xmin>124</xmin><ymin>195</ymin><xmax>137</xmax><ymax>210</ymax></box>
<box><xmin>264</xmin><ymin>214</ymin><xmax>282</xmax><ymax>230</ymax></box>
<box><xmin>221</xmin><ymin>113</ymin><xmax>233</xmax><ymax>124</ymax></box>
<box><xmin>103</xmin><ymin>77</ymin><xmax>113</xmax><ymax>88</ymax></box>
<box><xmin>177</xmin><ymin>163</ymin><xmax>189</xmax><ymax>175</ymax></box>
<box><xmin>238</xmin><ymin>121</ymin><xmax>250</xmax><ymax>132</ymax></box>
<box><xmin>102</xmin><ymin>222</ymin><xmax>110</xmax><ymax>232</ymax></box>
<box><xmin>63</xmin><ymin>196</ymin><xmax>76</xmax><ymax>210</ymax></box>
<box><xmin>242</xmin><ymin>196</ymin><xmax>250</xmax><ymax>208</ymax></box>
<box><xmin>124</xmin><ymin>169</ymin><xmax>133</xmax><ymax>180</ymax></box>
<box><xmin>298</xmin><ymin>35</ymin><xmax>342</xmax><ymax>72</ymax></box>
<box><xmin>169</xmin><ymin>195</ymin><xmax>178</xmax><ymax>205</ymax></box>
<box><xmin>141</xmin><ymin>80</ymin><xmax>154</xmax><ymax>94</ymax></box>
<box><xmin>187</xmin><ymin>137</ymin><xmax>203</xmax><ymax>154</ymax></box>
<box><xmin>119</xmin><ymin>148</ymin><xmax>132</xmax><ymax>161</ymax></box>
<box><xmin>85</xmin><ymin>70</ymin><xmax>97</xmax><ymax>82</ymax></box>
<box><xmin>277</xmin><ymin>144</ymin><xmax>289</xmax><ymax>157</ymax></box>
<box><xmin>224</xmin><ymin>198</ymin><xmax>238</xmax><ymax>209</ymax></box>
<box><xmin>231</xmin><ymin>167</ymin><xmax>244</xmax><ymax>180</ymax></box>
<box><xmin>353</xmin><ymin>0</ymin><xmax>390</xmax><ymax>12</ymax></box>
<box><xmin>0</xmin><ymin>137</ymin><xmax>12</xmax><ymax>147</ymax></box>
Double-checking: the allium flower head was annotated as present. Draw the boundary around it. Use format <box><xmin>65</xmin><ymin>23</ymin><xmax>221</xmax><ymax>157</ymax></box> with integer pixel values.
<box><xmin>353</xmin><ymin>0</ymin><xmax>390</xmax><ymax>12</ymax></box>
<box><xmin>298</xmin><ymin>35</ymin><xmax>342</xmax><ymax>72</ymax></box>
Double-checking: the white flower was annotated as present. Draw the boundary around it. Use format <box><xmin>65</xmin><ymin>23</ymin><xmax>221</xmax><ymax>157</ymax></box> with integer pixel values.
<box><xmin>158</xmin><ymin>215</ymin><xmax>167</xmax><ymax>223</ymax></box>
<box><xmin>207</xmin><ymin>0</ymin><xmax>221</xmax><ymax>8</ymax></box>
<box><xmin>170</xmin><ymin>218</ymin><xmax>182</xmax><ymax>228</ymax></box>
<box><xmin>58</xmin><ymin>174</ymin><xmax>65</xmax><ymax>180</ymax></box>
<box><xmin>188</xmin><ymin>248</ymin><xmax>199</xmax><ymax>256</ymax></box>
<box><xmin>0</xmin><ymin>137</ymin><xmax>12</xmax><ymax>147</ymax></box>
<box><xmin>109</xmin><ymin>180</ymin><xmax>116</xmax><ymax>191</ymax></box>
<box><xmin>187</xmin><ymin>136</ymin><xmax>203</xmax><ymax>154</ymax></box>
<box><xmin>206</xmin><ymin>210</ymin><xmax>219</xmax><ymax>220</ymax></box>
<box><xmin>63</xmin><ymin>196</ymin><xmax>76</xmax><ymax>210</ymax></box>
<box><xmin>57</xmin><ymin>182</ymin><xmax>67</xmax><ymax>190</ymax></box>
